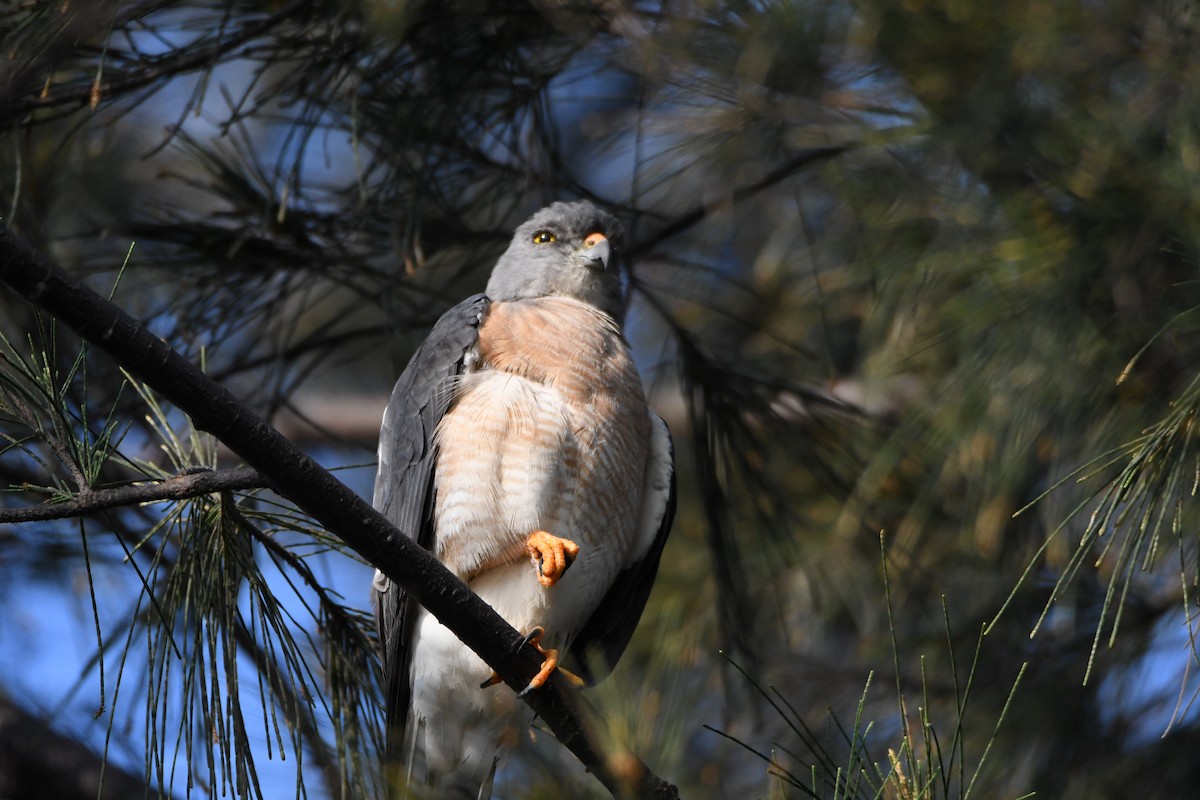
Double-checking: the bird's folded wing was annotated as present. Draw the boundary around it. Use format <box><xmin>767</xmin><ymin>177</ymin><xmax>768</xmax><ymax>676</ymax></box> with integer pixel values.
<box><xmin>567</xmin><ymin>412</ymin><xmax>676</xmax><ymax>683</ymax></box>
<box><xmin>371</xmin><ymin>293</ymin><xmax>490</xmax><ymax>764</ymax></box>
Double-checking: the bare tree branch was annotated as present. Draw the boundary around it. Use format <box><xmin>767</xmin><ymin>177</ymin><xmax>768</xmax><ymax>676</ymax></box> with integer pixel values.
<box><xmin>0</xmin><ymin>466</ymin><xmax>267</xmax><ymax>523</ymax></box>
<box><xmin>0</xmin><ymin>225</ymin><xmax>679</xmax><ymax>799</ymax></box>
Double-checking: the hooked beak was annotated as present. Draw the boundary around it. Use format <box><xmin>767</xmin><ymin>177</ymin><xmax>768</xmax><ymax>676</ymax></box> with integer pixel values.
<box><xmin>576</xmin><ymin>232</ymin><xmax>611</xmax><ymax>270</ymax></box>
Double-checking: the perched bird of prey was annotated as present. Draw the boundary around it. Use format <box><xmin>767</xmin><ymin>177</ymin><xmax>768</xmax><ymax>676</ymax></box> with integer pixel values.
<box><xmin>371</xmin><ymin>201</ymin><xmax>676</xmax><ymax>798</ymax></box>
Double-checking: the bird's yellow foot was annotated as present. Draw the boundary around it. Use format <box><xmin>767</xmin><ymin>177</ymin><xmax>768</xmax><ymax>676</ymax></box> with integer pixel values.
<box><xmin>516</xmin><ymin>627</ymin><xmax>586</xmax><ymax>697</ymax></box>
<box><xmin>478</xmin><ymin>626</ymin><xmax>587</xmax><ymax>695</ymax></box>
<box><xmin>526</xmin><ymin>529</ymin><xmax>580</xmax><ymax>588</ymax></box>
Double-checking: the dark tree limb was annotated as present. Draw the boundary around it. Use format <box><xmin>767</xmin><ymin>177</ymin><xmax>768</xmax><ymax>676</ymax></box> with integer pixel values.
<box><xmin>0</xmin><ymin>693</ymin><xmax>161</xmax><ymax>800</ymax></box>
<box><xmin>0</xmin><ymin>224</ymin><xmax>679</xmax><ymax>799</ymax></box>
<box><xmin>0</xmin><ymin>466</ymin><xmax>267</xmax><ymax>523</ymax></box>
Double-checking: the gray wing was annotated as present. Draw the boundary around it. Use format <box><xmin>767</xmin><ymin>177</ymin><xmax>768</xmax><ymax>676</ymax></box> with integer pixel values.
<box><xmin>567</xmin><ymin>412</ymin><xmax>676</xmax><ymax>683</ymax></box>
<box><xmin>371</xmin><ymin>293</ymin><xmax>488</xmax><ymax>766</ymax></box>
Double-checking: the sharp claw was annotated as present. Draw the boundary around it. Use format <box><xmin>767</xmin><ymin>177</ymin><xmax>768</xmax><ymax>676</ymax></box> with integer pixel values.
<box><xmin>481</xmin><ymin>627</ymin><xmax>547</xmax><ymax>691</ymax></box>
<box><xmin>518</xmin><ymin>626</ymin><xmax>558</xmax><ymax>696</ymax></box>
<box><xmin>483</xmin><ymin>626</ymin><xmax>587</xmax><ymax>696</ymax></box>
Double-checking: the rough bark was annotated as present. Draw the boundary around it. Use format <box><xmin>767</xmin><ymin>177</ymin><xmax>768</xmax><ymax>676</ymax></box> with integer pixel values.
<box><xmin>0</xmin><ymin>467</ymin><xmax>266</xmax><ymax>523</ymax></box>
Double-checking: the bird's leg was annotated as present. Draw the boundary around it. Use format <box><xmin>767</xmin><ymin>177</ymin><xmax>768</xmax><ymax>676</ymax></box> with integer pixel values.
<box><xmin>517</xmin><ymin>627</ymin><xmax>572</xmax><ymax>697</ymax></box>
<box><xmin>477</xmin><ymin>533</ymin><xmax>582</xmax><ymax>693</ymax></box>
<box><xmin>479</xmin><ymin>626</ymin><xmax>586</xmax><ymax>695</ymax></box>
<box><xmin>526</xmin><ymin>529</ymin><xmax>580</xmax><ymax>587</ymax></box>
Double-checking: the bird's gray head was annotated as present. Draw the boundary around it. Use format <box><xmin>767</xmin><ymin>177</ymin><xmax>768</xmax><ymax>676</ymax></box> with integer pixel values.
<box><xmin>485</xmin><ymin>201</ymin><xmax>628</xmax><ymax>321</ymax></box>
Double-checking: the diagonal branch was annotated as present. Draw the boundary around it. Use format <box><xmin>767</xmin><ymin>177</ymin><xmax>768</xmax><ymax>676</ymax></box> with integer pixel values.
<box><xmin>0</xmin><ymin>466</ymin><xmax>267</xmax><ymax>523</ymax></box>
<box><xmin>0</xmin><ymin>224</ymin><xmax>679</xmax><ymax>800</ymax></box>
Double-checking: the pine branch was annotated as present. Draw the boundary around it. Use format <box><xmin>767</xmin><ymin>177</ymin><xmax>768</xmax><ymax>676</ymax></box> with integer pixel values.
<box><xmin>628</xmin><ymin>145</ymin><xmax>849</xmax><ymax>260</ymax></box>
<box><xmin>0</xmin><ymin>466</ymin><xmax>267</xmax><ymax>523</ymax></box>
<box><xmin>0</xmin><ymin>0</ymin><xmax>314</xmax><ymax>128</ymax></box>
<box><xmin>231</xmin><ymin>615</ymin><xmax>343</xmax><ymax>798</ymax></box>
<box><xmin>0</xmin><ymin>225</ymin><xmax>680</xmax><ymax>799</ymax></box>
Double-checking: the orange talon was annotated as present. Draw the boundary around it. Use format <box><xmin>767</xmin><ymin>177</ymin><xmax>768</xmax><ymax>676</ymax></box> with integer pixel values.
<box><xmin>526</xmin><ymin>529</ymin><xmax>580</xmax><ymax>587</ymax></box>
<box><xmin>519</xmin><ymin>628</ymin><xmax>558</xmax><ymax>697</ymax></box>
<box><xmin>479</xmin><ymin>626</ymin><xmax>587</xmax><ymax>695</ymax></box>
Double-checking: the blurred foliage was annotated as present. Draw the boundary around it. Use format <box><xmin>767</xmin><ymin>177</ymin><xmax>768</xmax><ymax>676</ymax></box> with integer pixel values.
<box><xmin>3</xmin><ymin>0</ymin><xmax>1200</xmax><ymax>797</ymax></box>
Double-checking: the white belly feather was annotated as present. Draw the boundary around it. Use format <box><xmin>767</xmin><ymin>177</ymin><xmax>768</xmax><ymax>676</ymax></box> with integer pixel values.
<box><xmin>432</xmin><ymin>368</ymin><xmax>630</xmax><ymax>638</ymax></box>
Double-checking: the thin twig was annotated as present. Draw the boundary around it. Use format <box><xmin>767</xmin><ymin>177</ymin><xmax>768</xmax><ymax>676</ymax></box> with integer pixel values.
<box><xmin>0</xmin><ymin>466</ymin><xmax>267</xmax><ymax>523</ymax></box>
<box><xmin>1</xmin><ymin>0</ymin><xmax>312</xmax><ymax>126</ymax></box>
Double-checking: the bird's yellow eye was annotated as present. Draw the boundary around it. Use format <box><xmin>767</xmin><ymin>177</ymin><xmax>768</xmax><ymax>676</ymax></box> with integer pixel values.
<box><xmin>532</xmin><ymin>230</ymin><xmax>557</xmax><ymax>244</ymax></box>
